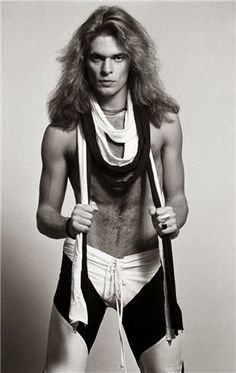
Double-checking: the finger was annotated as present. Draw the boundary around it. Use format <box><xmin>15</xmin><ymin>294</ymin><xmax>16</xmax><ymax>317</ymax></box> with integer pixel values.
<box><xmin>90</xmin><ymin>201</ymin><xmax>99</xmax><ymax>211</ymax></box>
<box><xmin>77</xmin><ymin>210</ymin><xmax>94</xmax><ymax>220</ymax></box>
<box><xmin>159</xmin><ymin>217</ymin><xmax>176</xmax><ymax>230</ymax></box>
<box><xmin>160</xmin><ymin>224</ymin><xmax>178</xmax><ymax>235</ymax></box>
<box><xmin>156</xmin><ymin>206</ymin><xmax>172</xmax><ymax>214</ymax></box>
<box><xmin>78</xmin><ymin>218</ymin><xmax>92</xmax><ymax>227</ymax></box>
<box><xmin>158</xmin><ymin>213</ymin><xmax>171</xmax><ymax>222</ymax></box>
<box><xmin>159</xmin><ymin>221</ymin><xmax>169</xmax><ymax>231</ymax></box>
<box><xmin>149</xmin><ymin>206</ymin><xmax>157</xmax><ymax>217</ymax></box>
<box><xmin>157</xmin><ymin>211</ymin><xmax>176</xmax><ymax>223</ymax></box>
<box><xmin>156</xmin><ymin>207</ymin><xmax>175</xmax><ymax>220</ymax></box>
<box><xmin>72</xmin><ymin>208</ymin><xmax>93</xmax><ymax>221</ymax></box>
<box><xmin>74</xmin><ymin>225</ymin><xmax>90</xmax><ymax>234</ymax></box>
<box><xmin>73</xmin><ymin>218</ymin><xmax>92</xmax><ymax>230</ymax></box>
<box><xmin>74</xmin><ymin>204</ymin><xmax>97</xmax><ymax>214</ymax></box>
<box><xmin>150</xmin><ymin>209</ymin><xmax>173</xmax><ymax>227</ymax></box>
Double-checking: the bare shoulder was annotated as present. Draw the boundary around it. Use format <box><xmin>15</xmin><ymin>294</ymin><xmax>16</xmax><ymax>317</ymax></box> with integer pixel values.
<box><xmin>41</xmin><ymin>124</ymin><xmax>76</xmax><ymax>161</ymax></box>
<box><xmin>161</xmin><ymin>112</ymin><xmax>183</xmax><ymax>147</ymax></box>
<box><xmin>42</xmin><ymin>124</ymin><xmax>74</xmax><ymax>147</ymax></box>
<box><xmin>150</xmin><ymin>112</ymin><xmax>182</xmax><ymax>152</ymax></box>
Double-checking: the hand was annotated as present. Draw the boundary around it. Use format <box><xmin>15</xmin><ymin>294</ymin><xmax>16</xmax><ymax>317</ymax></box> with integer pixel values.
<box><xmin>149</xmin><ymin>205</ymin><xmax>179</xmax><ymax>238</ymax></box>
<box><xmin>69</xmin><ymin>201</ymin><xmax>99</xmax><ymax>235</ymax></box>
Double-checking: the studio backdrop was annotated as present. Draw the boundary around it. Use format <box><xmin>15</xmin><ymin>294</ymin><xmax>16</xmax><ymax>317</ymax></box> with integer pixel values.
<box><xmin>2</xmin><ymin>1</ymin><xmax>235</xmax><ymax>372</ymax></box>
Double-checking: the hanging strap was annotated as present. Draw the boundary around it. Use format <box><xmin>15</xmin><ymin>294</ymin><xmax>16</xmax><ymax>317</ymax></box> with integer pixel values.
<box><xmin>147</xmin><ymin>151</ymin><xmax>183</xmax><ymax>335</ymax></box>
<box><xmin>68</xmin><ymin>124</ymin><xmax>89</xmax><ymax>328</ymax></box>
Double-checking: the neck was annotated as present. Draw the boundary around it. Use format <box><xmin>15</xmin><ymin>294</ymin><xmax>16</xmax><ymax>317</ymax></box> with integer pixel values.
<box><xmin>102</xmin><ymin>105</ymin><xmax>126</xmax><ymax>115</ymax></box>
<box><xmin>96</xmin><ymin>87</ymin><xmax>128</xmax><ymax>112</ymax></box>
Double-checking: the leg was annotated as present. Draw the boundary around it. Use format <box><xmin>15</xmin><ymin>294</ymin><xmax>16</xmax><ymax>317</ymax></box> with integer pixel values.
<box><xmin>46</xmin><ymin>253</ymin><xmax>107</xmax><ymax>372</ymax></box>
<box><xmin>123</xmin><ymin>267</ymin><xmax>166</xmax><ymax>362</ymax></box>
<box><xmin>123</xmin><ymin>266</ymin><xmax>184</xmax><ymax>372</ymax></box>
<box><xmin>139</xmin><ymin>335</ymin><xmax>183</xmax><ymax>373</ymax></box>
<box><xmin>44</xmin><ymin>304</ymin><xmax>88</xmax><ymax>373</ymax></box>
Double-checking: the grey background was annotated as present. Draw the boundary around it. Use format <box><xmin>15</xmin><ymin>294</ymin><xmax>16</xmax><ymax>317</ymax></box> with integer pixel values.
<box><xmin>2</xmin><ymin>1</ymin><xmax>235</xmax><ymax>372</ymax></box>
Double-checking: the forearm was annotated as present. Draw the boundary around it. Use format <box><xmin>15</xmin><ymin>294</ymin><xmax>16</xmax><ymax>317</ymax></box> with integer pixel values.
<box><xmin>166</xmin><ymin>194</ymin><xmax>189</xmax><ymax>230</ymax></box>
<box><xmin>36</xmin><ymin>205</ymin><xmax>68</xmax><ymax>239</ymax></box>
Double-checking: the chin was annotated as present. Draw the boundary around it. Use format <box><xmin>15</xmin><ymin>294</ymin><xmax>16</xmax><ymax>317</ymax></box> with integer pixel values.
<box><xmin>97</xmin><ymin>88</ymin><xmax>117</xmax><ymax>97</ymax></box>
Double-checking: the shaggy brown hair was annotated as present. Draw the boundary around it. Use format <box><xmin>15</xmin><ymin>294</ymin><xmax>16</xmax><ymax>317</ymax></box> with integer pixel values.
<box><xmin>48</xmin><ymin>6</ymin><xmax>179</xmax><ymax>130</ymax></box>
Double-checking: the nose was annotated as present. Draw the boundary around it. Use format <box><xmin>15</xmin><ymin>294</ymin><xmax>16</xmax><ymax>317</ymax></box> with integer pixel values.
<box><xmin>101</xmin><ymin>58</ymin><xmax>113</xmax><ymax>75</ymax></box>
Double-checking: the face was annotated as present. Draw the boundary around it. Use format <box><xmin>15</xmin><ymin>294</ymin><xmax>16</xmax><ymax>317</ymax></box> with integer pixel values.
<box><xmin>86</xmin><ymin>35</ymin><xmax>130</xmax><ymax>108</ymax></box>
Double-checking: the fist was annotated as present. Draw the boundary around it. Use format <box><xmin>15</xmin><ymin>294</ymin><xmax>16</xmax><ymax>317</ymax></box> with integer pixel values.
<box><xmin>69</xmin><ymin>201</ymin><xmax>98</xmax><ymax>235</ymax></box>
<box><xmin>149</xmin><ymin>206</ymin><xmax>179</xmax><ymax>238</ymax></box>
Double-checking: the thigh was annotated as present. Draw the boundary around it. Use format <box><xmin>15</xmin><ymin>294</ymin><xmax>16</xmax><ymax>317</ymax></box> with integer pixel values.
<box><xmin>54</xmin><ymin>253</ymin><xmax>107</xmax><ymax>351</ymax></box>
<box><xmin>45</xmin><ymin>304</ymin><xmax>88</xmax><ymax>373</ymax></box>
<box><xmin>139</xmin><ymin>335</ymin><xmax>183</xmax><ymax>373</ymax></box>
<box><xmin>123</xmin><ymin>267</ymin><xmax>166</xmax><ymax>362</ymax></box>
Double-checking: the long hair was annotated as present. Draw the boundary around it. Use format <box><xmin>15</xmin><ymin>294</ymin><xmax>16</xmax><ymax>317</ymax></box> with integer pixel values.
<box><xmin>48</xmin><ymin>6</ymin><xmax>179</xmax><ymax>130</ymax></box>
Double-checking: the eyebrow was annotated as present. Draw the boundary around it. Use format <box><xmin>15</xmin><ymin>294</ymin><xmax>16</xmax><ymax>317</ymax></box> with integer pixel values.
<box><xmin>88</xmin><ymin>52</ymin><xmax>128</xmax><ymax>59</ymax></box>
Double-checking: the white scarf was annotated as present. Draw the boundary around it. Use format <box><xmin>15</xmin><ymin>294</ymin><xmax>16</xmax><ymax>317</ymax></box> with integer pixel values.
<box><xmin>90</xmin><ymin>91</ymin><xmax>138</xmax><ymax>166</ymax></box>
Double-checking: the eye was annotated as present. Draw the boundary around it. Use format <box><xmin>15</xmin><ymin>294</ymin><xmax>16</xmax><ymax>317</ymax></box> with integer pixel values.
<box><xmin>113</xmin><ymin>54</ymin><xmax>126</xmax><ymax>62</ymax></box>
<box><xmin>89</xmin><ymin>54</ymin><xmax>103</xmax><ymax>63</ymax></box>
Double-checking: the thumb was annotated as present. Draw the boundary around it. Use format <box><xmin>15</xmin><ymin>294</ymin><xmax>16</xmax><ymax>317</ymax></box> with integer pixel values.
<box><xmin>90</xmin><ymin>200</ymin><xmax>99</xmax><ymax>211</ymax></box>
<box><xmin>149</xmin><ymin>206</ymin><xmax>156</xmax><ymax>216</ymax></box>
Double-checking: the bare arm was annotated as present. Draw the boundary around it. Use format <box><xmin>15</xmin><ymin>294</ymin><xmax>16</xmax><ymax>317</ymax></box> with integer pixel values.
<box><xmin>150</xmin><ymin>114</ymin><xmax>188</xmax><ymax>238</ymax></box>
<box><xmin>36</xmin><ymin>125</ymin><xmax>69</xmax><ymax>239</ymax></box>
<box><xmin>36</xmin><ymin>125</ymin><xmax>98</xmax><ymax>239</ymax></box>
<box><xmin>162</xmin><ymin>114</ymin><xmax>188</xmax><ymax>229</ymax></box>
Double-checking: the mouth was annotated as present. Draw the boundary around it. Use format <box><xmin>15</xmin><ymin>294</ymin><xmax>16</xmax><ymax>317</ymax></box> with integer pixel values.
<box><xmin>99</xmin><ymin>80</ymin><xmax>115</xmax><ymax>86</ymax></box>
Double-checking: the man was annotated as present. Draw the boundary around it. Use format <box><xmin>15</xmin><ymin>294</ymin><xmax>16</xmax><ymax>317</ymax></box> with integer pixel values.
<box><xmin>37</xmin><ymin>6</ymin><xmax>188</xmax><ymax>373</ymax></box>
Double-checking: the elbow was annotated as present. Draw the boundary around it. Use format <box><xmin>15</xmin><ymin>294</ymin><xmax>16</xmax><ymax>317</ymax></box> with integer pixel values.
<box><xmin>185</xmin><ymin>198</ymin><xmax>189</xmax><ymax>219</ymax></box>
<box><xmin>37</xmin><ymin>221</ymin><xmax>44</xmax><ymax>235</ymax></box>
<box><xmin>36</xmin><ymin>210</ymin><xmax>46</xmax><ymax>236</ymax></box>
<box><xmin>181</xmin><ymin>197</ymin><xmax>189</xmax><ymax>226</ymax></box>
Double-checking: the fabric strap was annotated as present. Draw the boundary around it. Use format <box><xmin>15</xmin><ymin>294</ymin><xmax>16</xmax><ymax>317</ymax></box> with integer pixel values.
<box><xmin>68</xmin><ymin>124</ymin><xmax>89</xmax><ymax>327</ymax></box>
<box><xmin>147</xmin><ymin>152</ymin><xmax>183</xmax><ymax>337</ymax></box>
<box><xmin>90</xmin><ymin>92</ymin><xmax>138</xmax><ymax>166</ymax></box>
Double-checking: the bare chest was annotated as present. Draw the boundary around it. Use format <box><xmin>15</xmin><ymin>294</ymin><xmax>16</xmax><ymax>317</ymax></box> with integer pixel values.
<box><xmin>67</xmin><ymin>122</ymin><xmax>164</xmax><ymax>257</ymax></box>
